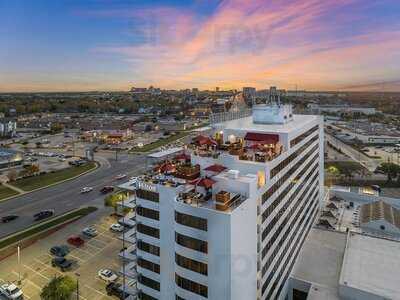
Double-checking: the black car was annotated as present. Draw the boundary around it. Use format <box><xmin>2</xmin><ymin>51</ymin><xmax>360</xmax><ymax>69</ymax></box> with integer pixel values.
<box><xmin>51</xmin><ymin>257</ymin><xmax>72</xmax><ymax>271</ymax></box>
<box><xmin>1</xmin><ymin>215</ymin><xmax>19</xmax><ymax>223</ymax></box>
<box><xmin>33</xmin><ymin>210</ymin><xmax>54</xmax><ymax>221</ymax></box>
<box><xmin>105</xmin><ymin>283</ymin><xmax>129</xmax><ymax>299</ymax></box>
<box><xmin>49</xmin><ymin>245</ymin><xmax>69</xmax><ymax>257</ymax></box>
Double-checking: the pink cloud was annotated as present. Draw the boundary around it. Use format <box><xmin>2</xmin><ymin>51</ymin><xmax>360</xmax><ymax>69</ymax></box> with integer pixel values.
<box><xmin>92</xmin><ymin>0</ymin><xmax>400</xmax><ymax>91</ymax></box>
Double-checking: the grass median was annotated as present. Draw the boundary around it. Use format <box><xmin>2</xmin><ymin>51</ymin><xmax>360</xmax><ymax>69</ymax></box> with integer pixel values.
<box><xmin>0</xmin><ymin>185</ymin><xmax>20</xmax><ymax>200</ymax></box>
<box><xmin>131</xmin><ymin>131</ymin><xmax>191</xmax><ymax>153</ymax></box>
<box><xmin>12</xmin><ymin>162</ymin><xmax>97</xmax><ymax>192</ymax></box>
<box><xmin>0</xmin><ymin>206</ymin><xmax>98</xmax><ymax>250</ymax></box>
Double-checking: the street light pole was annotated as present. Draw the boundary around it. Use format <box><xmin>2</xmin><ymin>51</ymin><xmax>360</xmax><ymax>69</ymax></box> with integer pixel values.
<box><xmin>122</xmin><ymin>193</ymin><xmax>126</xmax><ymax>299</ymax></box>
<box><xmin>75</xmin><ymin>273</ymin><xmax>80</xmax><ymax>300</ymax></box>
<box><xmin>17</xmin><ymin>245</ymin><xmax>21</xmax><ymax>285</ymax></box>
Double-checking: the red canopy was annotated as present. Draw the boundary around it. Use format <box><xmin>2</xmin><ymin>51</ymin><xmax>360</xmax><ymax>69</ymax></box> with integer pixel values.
<box><xmin>157</xmin><ymin>162</ymin><xmax>176</xmax><ymax>173</ymax></box>
<box><xmin>190</xmin><ymin>177</ymin><xmax>216</xmax><ymax>189</ymax></box>
<box><xmin>175</xmin><ymin>153</ymin><xmax>190</xmax><ymax>160</ymax></box>
<box><xmin>194</xmin><ymin>135</ymin><xmax>217</xmax><ymax>146</ymax></box>
<box><xmin>204</xmin><ymin>164</ymin><xmax>227</xmax><ymax>173</ymax></box>
<box><xmin>244</xmin><ymin>132</ymin><xmax>279</xmax><ymax>144</ymax></box>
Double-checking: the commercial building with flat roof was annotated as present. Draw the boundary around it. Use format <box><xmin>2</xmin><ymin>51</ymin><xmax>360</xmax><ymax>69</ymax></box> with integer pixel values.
<box><xmin>289</xmin><ymin>228</ymin><xmax>400</xmax><ymax>300</ymax></box>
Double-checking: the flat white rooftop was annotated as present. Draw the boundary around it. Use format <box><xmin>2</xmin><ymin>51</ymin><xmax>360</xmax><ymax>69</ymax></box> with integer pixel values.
<box><xmin>221</xmin><ymin>114</ymin><xmax>319</xmax><ymax>134</ymax></box>
<box><xmin>291</xmin><ymin>228</ymin><xmax>346</xmax><ymax>294</ymax></box>
<box><xmin>147</xmin><ymin>147</ymin><xmax>183</xmax><ymax>159</ymax></box>
<box><xmin>339</xmin><ymin>232</ymin><xmax>400</xmax><ymax>299</ymax></box>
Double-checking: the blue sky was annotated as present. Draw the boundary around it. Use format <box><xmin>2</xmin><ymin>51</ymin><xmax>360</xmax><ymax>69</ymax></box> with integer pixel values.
<box><xmin>1</xmin><ymin>0</ymin><xmax>400</xmax><ymax>92</ymax></box>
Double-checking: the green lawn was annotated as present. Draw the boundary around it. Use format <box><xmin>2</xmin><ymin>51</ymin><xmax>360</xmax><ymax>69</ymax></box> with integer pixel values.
<box><xmin>12</xmin><ymin>162</ymin><xmax>97</xmax><ymax>192</ymax></box>
<box><xmin>0</xmin><ymin>206</ymin><xmax>97</xmax><ymax>249</ymax></box>
<box><xmin>131</xmin><ymin>131</ymin><xmax>191</xmax><ymax>153</ymax></box>
<box><xmin>0</xmin><ymin>185</ymin><xmax>20</xmax><ymax>200</ymax></box>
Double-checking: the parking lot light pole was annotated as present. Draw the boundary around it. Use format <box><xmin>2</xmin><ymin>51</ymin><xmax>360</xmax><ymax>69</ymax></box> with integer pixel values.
<box><xmin>17</xmin><ymin>245</ymin><xmax>21</xmax><ymax>285</ymax></box>
<box><xmin>75</xmin><ymin>273</ymin><xmax>80</xmax><ymax>300</ymax></box>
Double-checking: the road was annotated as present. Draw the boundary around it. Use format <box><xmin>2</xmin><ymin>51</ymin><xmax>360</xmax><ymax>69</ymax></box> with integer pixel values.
<box><xmin>326</xmin><ymin>133</ymin><xmax>380</xmax><ymax>172</ymax></box>
<box><xmin>0</xmin><ymin>153</ymin><xmax>147</xmax><ymax>238</ymax></box>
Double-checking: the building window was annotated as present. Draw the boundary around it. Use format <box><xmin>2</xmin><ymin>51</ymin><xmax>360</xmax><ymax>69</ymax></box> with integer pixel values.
<box><xmin>137</xmin><ymin>240</ymin><xmax>160</xmax><ymax>256</ymax></box>
<box><xmin>175</xmin><ymin>232</ymin><xmax>208</xmax><ymax>253</ymax></box>
<box><xmin>176</xmin><ymin>295</ymin><xmax>185</xmax><ymax>300</ymax></box>
<box><xmin>139</xmin><ymin>275</ymin><xmax>160</xmax><ymax>291</ymax></box>
<box><xmin>175</xmin><ymin>253</ymin><xmax>208</xmax><ymax>275</ymax></box>
<box><xmin>175</xmin><ymin>274</ymin><xmax>208</xmax><ymax>298</ymax></box>
<box><xmin>290</xmin><ymin>125</ymin><xmax>319</xmax><ymax>148</ymax></box>
<box><xmin>138</xmin><ymin>257</ymin><xmax>160</xmax><ymax>274</ymax></box>
<box><xmin>138</xmin><ymin>206</ymin><xmax>160</xmax><ymax>221</ymax></box>
<box><xmin>137</xmin><ymin>223</ymin><xmax>160</xmax><ymax>239</ymax></box>
<box><xmin>175</xmin><ymin>211</ymin><xmax>207</xmax><ymax>231</ymax></box>
<box><xmin>136</xmin><ymin>189</ymin><xmax>160</xmax><ymax>202</ymax></box>
<box><xmin>139</xmin><ymin>292</ymin><xmax>157</xmax><ymax>300</ymax></box>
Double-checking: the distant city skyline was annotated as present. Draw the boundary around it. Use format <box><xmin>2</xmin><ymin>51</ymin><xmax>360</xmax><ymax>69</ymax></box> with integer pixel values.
<box><xmin>1</xmin><ymin>0</ymin><xmax>400</xmax><ymax>92</ymax></box>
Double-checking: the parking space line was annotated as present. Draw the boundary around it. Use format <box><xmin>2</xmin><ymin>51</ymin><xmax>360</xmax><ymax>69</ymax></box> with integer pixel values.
<box><xmin>84</xmin><ymin>243</ymin><xmax>103</xmax><ymax>252</ymax></box>
<box><xmin>74</xmin><ymin>246</ymin><xmax>96</xmax><ymax>256</ymax></box>
<box><xmin>34</xmin><ymin>258</ymin><xmax>50</xmax><ymax>270</ymax></box>
<box><xmin>12</xmin><ymin>271</ymin><xmax>41</xmax><ymax>292</ymax></box>
<box><xmin>84</xmin><ymin>284</ymin><xmax>111</xmax><ymax>298</ymax></box>
<box><xmin>23</xmin><ymin>264</ymin><xmax>49</xmax><ymax>280</ymax></box>
<box><xmin>68</xmin><ymin>253</ymin><xmax>86</xmax><ymax>263</ymax></box>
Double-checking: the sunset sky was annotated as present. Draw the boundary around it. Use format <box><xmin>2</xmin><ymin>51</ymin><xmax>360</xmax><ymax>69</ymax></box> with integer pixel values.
<box><xmin>1</xmin><ymin>0</ymin><xmax>400</xmax><ymax>92</ymax></box>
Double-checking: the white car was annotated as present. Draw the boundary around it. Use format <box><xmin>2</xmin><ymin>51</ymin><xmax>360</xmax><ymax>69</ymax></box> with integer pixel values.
<box><xmin>110</xmin><ymin>223</ymin><xmax>125</xmax><ymax>232</ymax></box>
<box><xmin>115</xmin><ymin>174</ymin><xmax>127</xmax><ymax>180</ymax></box>
<box><xmin>0</xmin><ymin>283</ymin><xmax>23</xmax><ymax>299</ymax></box>
<box><xmin>98</xmin><ymin>269</ymin><xmax>118</xmax><ymax>282</ymax></box>
<box><xmin>80</xmin><ymin>187</ymin><xmax>93</xmax><ymax>194</ymax></box>
<box><xmin>82</xmin><ymin>226</ymin><xmax>98</xmax><ymax>237</ymax></box>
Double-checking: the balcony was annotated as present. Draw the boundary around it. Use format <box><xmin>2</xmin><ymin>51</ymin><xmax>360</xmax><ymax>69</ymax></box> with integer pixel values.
<box><xmin>119</xmin><ymin>227</ymin><xmax>137</xmax><ymax>244</ymax></box>
<box><xmin>119</xmin><ymin>212</ymin><xmax>136</xmax><ymax>228</ymax></box>
<box><xmin>120</xmin><ymin>261</ymin><xmax>138</xmax><ymax>280</ymax></box>
<box><xmin>119</xmin><ymin>243</ymin><xmax>137</xmax><ymax>261</ymax></box>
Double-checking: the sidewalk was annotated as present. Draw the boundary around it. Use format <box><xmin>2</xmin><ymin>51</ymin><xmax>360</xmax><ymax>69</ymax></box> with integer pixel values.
<box><xmin>2</xmin><ymin>182</ymin><xmax>25</xmax><ymax>194</ymax></box>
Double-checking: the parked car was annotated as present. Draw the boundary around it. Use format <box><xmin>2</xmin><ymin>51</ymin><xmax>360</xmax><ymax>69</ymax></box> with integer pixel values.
<box><xmin>33</xmin><ymin>210</ymin><xmax>54</xmax><ymax>221</ymax></box>
<box><xmin>98</xmin><ymin>269</ymin><xmax>118</xmax><ymax>282</ymax></box>
<box><xmin>110</xmin><ymin>223</ymin><xmax>125</xmax><ymax>232</ymax></box>
<box><xmin>82</xmin><ymin>226</ymin><xmax>98</xmax><ymax>237</ymax></box>
<box><xmin>67</xmin><ymin>235</ymin><xmax>84</xmax><ymax>247</ymax></box>
<box><xmin>0</xmin><ymin>283</ymin><xmax>23</xmax><ymax>300</ymax></box>
<box><xmin>1</xmin><ymin>215</ymin><xmax>19</xmax><ymax>223</ymax></box>
<box><xmin>51</xmin><ymin>257</ymin><xmax>73</xmax><ymax>272</ymax></box>
<box><xmin>115</xmin><ymin>174</ymin><xmax>127</xmax><ymax>180</ymax></box>
<box><xmin>80</xmin><ymin>187</ymin><xmax>93</xmax><ymax>194</ymax></box>
<box><xmin>49</xmin><ymin>245</ymin><xmax>69</xmax><ymax>257</ymax></box>
<box><xmin>105</xmin><ymin>282</ymin><xmax>128</xmax><ymax>299</ymax></box>
<box><xmin>101</xmin><ymin>186</ymin><xmax>114</xmax><ymax>194</ymax></box>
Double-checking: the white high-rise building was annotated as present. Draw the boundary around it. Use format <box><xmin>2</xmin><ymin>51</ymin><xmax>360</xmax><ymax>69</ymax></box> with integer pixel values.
<box><xmin>118</xmin><ymin>103</ymin><xmax>324</xmax><ymax>300</ymax></box>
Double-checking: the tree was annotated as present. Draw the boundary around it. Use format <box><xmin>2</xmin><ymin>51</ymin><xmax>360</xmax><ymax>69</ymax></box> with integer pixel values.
<box><xmin>380</xmin><ymin>162</ymin><xmax>400</xmax><ymax>182</ymax></box>
<box><xmin>104</xmin><ymin>192</ymin><xmax>126</xmax><ymax>213</ymax></box>
<box><xmin>24</xmin><ymin>164</ymin><xmax>40</xmax><ymax>176</ymax></box>
<box><xmin>40</xmin><ymin>276</ymin><xmax>76</xmax><ymax>300</ymax></box>
<box><xmin>7</xmin><ymin>169</ymin><xmax>17</xmax><ymax>182</ymax></box>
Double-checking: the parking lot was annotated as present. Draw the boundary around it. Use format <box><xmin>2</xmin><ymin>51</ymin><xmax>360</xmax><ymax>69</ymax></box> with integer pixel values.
<box><xmin>0</xmin><ymin>208</ymin><xmax>128</xmax><ymax>300</ymax></box>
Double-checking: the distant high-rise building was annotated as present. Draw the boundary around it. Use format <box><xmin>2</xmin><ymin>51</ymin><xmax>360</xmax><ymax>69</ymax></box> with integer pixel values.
<box><xmin>243</xmin><ymin>87</ymin><xmax>256</xmax><ymax>98</ymax></box>
<box><xmin>216</xmin><ymin>87</ymin><xmax>220</xmax><ymax>92</ymax></box>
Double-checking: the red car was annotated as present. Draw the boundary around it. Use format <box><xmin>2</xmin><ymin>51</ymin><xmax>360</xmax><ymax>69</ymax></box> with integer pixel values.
<box><xmin>67</xmin><ymin>235</ymin><xmax>84</xmax><ymax>247</ymax></box>
<box><xmin>100</xmin><ymin>186</ymin><xmax>114</xmax><ymax>194</ymax></box>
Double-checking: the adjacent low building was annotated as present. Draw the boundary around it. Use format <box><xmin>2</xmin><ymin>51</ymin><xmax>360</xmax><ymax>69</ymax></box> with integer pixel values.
<box><xmin>289</xmin><ymin>229</ymin><xmax>400</xmax><ymax>300</ymax></box>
